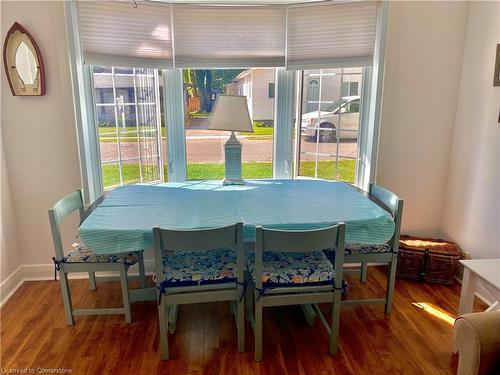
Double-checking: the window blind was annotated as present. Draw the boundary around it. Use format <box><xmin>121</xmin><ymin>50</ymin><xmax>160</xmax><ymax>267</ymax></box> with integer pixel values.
<box><xmin>172</xmin><ymin>5</ymin><xmax>286</xmax><ymax>68</ymax></box>
<box><xmin>286</xmin><ymin>1</ymin><xmax>378</xmax><ymax>69</ymax></box>
<box><xmin>77</xmin><ymin>1</ymin><xmax>174</xmax><ymax>69</ymax></box>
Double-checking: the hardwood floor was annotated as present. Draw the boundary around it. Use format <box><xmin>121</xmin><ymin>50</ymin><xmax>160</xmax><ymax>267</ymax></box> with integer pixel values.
<box><xmin>0</xmin><ymin>266</ymin><xmax>486</xmax><ymax>375</ymax></box>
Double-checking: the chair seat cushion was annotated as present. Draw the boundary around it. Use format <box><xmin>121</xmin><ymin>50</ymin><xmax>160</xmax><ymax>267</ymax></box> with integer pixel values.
<box><xmin>161</xmin><ymin>248</ymin><xmax>237</xmax><ymax>287</ymax></box>
<box><xmin>65</xmin><ymin>243</ymin><xmax>140</xmax><ymax>265</ymax></box>
<box><xmin>323</xmin><ymin>244</ymin><xmax>392</xmax><ymax>264</ymax></box>
<box><xmin>324</xmin><ymin>244</ymin><xmax>392</xmax><ymax>264</ymax></box>
<box><xmin>344</xmin><ymin>243</ymin><xmax>392</xmax><ymax>255</ymax></box>
<box><xmin>247</xmin><ymin>251</ymin><xmax>335</xmax><ymax>288</ymax></box>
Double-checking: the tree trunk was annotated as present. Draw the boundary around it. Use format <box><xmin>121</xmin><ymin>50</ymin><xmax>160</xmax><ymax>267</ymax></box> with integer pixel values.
<box><xmin>204</xmin><ymin>70</ymin><xmax>213</xmax><ymax>112</ymax></box>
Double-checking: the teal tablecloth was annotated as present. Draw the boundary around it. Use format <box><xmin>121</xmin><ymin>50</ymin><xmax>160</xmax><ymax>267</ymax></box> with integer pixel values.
<box><xmin>79</xmin><ymin>179</ymin><xmax>395</xmax><ymax>254</ymax></box>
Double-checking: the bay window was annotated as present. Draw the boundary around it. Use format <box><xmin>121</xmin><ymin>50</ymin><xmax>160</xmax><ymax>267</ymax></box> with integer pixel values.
<box><xmin>67</xmin><ymin>0</ymin><xmax>386</xmax><ymax>202</ymax></box>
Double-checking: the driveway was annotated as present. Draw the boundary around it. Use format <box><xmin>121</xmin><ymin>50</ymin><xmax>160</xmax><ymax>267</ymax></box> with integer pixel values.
<box><xmin>100</xmin><ymin>130</ymin><xmax>358</xmax><ymax>164</ymax></box>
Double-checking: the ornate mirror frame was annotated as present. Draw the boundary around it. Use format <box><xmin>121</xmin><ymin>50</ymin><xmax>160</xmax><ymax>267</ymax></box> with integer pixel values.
<box><xmin>3</xmin><ymin>22</ymin><xmax>45</xmax><ymax>96</ymax></box>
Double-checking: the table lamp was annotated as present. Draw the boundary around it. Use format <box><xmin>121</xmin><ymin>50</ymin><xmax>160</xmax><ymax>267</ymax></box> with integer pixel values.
<box><xmin>208</xmin><ymin>95</ymin><xmax>253</xmax><ymax>185</ymax></box>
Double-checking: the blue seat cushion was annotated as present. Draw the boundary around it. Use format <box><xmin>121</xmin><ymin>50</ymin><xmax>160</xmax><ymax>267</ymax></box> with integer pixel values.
<box><xmin>344</xmin><ymin>243</ymin><xmax>392</xmax><ymax>255</ymax></box>
<box><xmin>247</xmin><ymin>251</ymin><xmax>335</xmax><ymax>288</ymax></box>
<box><xmin>65</xmin><ymin>243</ymin><xmax>140</xmax><ymax>265</ymax></box>
<box><xmin>324</xmin><ymin>243</ymin><xmax>392</xmax><ymax>263</ymax></box>
<box><xmin>161</xmin><ymin>248</ymin><xmax>237</xmax><ymax>287</ymax></box>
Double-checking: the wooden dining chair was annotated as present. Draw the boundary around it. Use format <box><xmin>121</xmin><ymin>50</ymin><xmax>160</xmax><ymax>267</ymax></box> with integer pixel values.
<box><xmin>153</xmin><ymin>223</ymin><xmax>245</xmax><ymax>360</ymax></box>
<box><xmin>48</xmin><ymin>189</ymin><xmax>146</xmax><ymax>325</ymax></box>
<box><xmin>248</xmin><ymin>224</ymin><xmax>345</xmax><ymax>361</ymax></box>
<box><xmin>325</xmin><ymin>183</ymin><xmax>403</xmax><ymax>313</ymax></box>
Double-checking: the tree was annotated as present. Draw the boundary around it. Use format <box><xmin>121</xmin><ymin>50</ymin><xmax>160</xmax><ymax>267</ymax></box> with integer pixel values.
<box><xmin>211</xmin><ymin>69</ymin><xmax>243</xmax><ymax>91</ymax></box>
<box><xmin>185</xmin><ymin>69</ymin><xmax>244</xmax><ymax>113</ymax></box>
<box><xmin>193</xmin><ymin>70</ymin><xmax>212</xmax><ymax>112</ymax></box>
<box><xmin>183</xmin><ymin>69</ymin><xmax>197</xmax><ymax>97</ymax></box>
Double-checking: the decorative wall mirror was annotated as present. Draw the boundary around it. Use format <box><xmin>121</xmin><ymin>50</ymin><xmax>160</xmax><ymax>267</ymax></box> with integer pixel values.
<box><xmin>3</xmin><ymin>22</ymin><xmax>45</xmax><ymax>96</ymax></box>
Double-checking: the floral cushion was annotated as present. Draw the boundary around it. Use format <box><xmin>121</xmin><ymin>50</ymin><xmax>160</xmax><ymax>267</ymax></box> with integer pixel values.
<box><xmin>247</xmin><ymin>251</ymin><xmax>335</xmax><ymax>287</ymax></box>
<box><xmin>344</xmin><ymin>243</ymin><xmax>392</xmax><ymax>255</ymax></box>
<box><xmin>161</xmin><ymin>248</ymin><xmax>237</xmax><ymax>287</ymax></box>
<box><xmin>65</xmin><ymin>243</ymin><xmax>140</xmax><ymax>265</ymax></box>
<box><xmin>324</xmin><ymin>244</ymin><xmax>392</xmax><ymax>263</ymax></box>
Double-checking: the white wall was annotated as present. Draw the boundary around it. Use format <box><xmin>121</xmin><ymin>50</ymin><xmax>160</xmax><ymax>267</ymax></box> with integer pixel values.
<box><xmin>1</xmin><ymin>1</ymin><xmax>81</xmax><ymax>275</ymax></box>
<box><xmin>377</xmin><ymin>1</ymin><xmax>469</xmax><ymax>236</ymax></box>
<box><xmin>0</xmin><ymin>131</ymin><xmax>20</xmax><ymax>283</ymax></box>
<box><xmin>441</xmin><ymin>1</ymin><xmax>500</xmax><ymax>259</ymax></box>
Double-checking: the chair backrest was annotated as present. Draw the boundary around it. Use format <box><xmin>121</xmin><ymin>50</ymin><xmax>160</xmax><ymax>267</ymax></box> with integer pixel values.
<box><xmin>48</xmin><ymin>189</ymin><xmax>85</xmax><ymax>260</ymax></box>
<box><xmin>369</xmin><ymin>183</ymin><xmax>404</xmax><ymax>249</ymax></box>
<box><xmin>152</xmin><ymin>223</ymin><xmax>244</xmax><ymax>289</ymax></box>
<box><xmin>254</xmin><ymin>224</ymin><xmax>345</xmax><ymax>290</ymax></box>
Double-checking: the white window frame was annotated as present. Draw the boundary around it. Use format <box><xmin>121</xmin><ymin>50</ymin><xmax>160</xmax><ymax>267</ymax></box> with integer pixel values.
<box><xmin>292</xmin><ymin>1</ymin><xmax>387</xmax><ymax>190</ymax></box>
<box><xmin>91</xmin><ymin>67</ymin><xmax>165</xmax><ymax>188</ymax></box>
<box><xmin>66</xmin><ymin>1</ymin><xmax>387</xmax><ymax>199</ymax></box>
<box><xmin>341</xmin><ymin>81</ymin><xmax>360</xmax><ymax>97</ymax></box>
<box><xmin>274</xmin><ymin>67</ymin><xmax>296</xmax><ymax>178</ymax></box>
<box><xmin>66</xmin><ymin>1</ymin><xmax>102</xmax><ymax>203</ymax></box>
<box><xmin>356</xmin><ymin>1</ymin><xmax>388</xmax><ymax>190</ymax></box>
<box><xmin>292</xmin><ymin>68</ymin><xmax>363</xmax><ymax>181</ymax></box>
<box><xmin>163</xmin><ymin>69</ymin><xmax>187</xmax><ymax>181</ymax></box>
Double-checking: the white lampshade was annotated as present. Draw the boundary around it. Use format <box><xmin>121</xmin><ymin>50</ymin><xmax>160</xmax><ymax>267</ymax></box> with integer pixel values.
<box><xmin>208</xmin><ymin>95</ymin><xmax>254</xmax><ymax>133</ymax></box>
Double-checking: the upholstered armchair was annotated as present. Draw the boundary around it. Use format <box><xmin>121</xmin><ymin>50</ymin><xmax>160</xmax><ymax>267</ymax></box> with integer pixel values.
<box><xmin>454</xmin><ymin>311</ymin><xmax>500</xmax><ymax>375</ymax></box>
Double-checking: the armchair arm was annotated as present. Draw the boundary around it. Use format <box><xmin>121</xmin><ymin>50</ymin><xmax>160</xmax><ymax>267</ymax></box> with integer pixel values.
<box><xmin>454</xmin><ymin>311</ymin><xmax>500</xmax><ymax>375</ymax></box>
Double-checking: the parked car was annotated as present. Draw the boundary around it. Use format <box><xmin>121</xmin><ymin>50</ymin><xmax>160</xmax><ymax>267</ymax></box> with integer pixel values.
<box><xmin>301</xmin><ymin>96</ymin><xmax>360</xmax><ymax>142</ymax></box>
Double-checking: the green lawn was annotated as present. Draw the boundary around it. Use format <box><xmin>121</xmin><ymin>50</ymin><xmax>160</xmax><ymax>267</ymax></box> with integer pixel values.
<box><xmin>249</xmin><ymin>127</ymin><xmax>273</xmax><ymax>136</ymax></box>
<box><xmin>189</xmin><ymin>112</ymin><xmax>211</xmax><ymax>118</ymax></box>
<box><xmin>102</xmin><ymin>160</ymin><xmax>355</xmax><ymax>189</ymax></box>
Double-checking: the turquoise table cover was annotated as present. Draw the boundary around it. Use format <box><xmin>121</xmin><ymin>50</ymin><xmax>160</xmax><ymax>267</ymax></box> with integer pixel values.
<box><xmin>79</xmin><ymin>179</ymin><xmax>395</xmax><ymax>254</ymax></box>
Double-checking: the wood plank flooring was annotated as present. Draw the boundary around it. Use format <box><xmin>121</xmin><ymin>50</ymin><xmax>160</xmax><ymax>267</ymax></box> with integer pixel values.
<box><xmin>0</xmin><ymin>266</ymin><xmax>486</xmax><ymax>374</ymax></box>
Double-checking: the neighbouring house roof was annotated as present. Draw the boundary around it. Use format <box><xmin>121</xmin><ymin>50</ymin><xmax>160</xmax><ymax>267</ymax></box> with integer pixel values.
<box><xmin>233</xmin><ymin>68</ymin><xmax>254</xmax><ymax>82</ymax></box>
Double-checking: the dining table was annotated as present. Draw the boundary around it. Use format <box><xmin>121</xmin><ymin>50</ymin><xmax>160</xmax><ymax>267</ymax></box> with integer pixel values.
<box><xmin>78</xmin><ymin>179</ymin><xmax>396</xmax><ymax>312</ymax></box>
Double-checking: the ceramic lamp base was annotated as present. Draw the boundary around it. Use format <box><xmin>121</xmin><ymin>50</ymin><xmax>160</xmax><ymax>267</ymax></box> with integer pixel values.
<box><xmin>223</xmin><ymin>131</ymin><xmax>244</xmax><ymax>185</ymax></box>
<box><xmin>223</xmin><ymin>178</ymin><xmax>245</xmax><ymax>186</ymax></box>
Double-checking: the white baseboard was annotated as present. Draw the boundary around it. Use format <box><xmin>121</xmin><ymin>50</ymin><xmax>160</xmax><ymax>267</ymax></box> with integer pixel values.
<box><xmin>0</xmin><ymin>266</ymin><xmax>25</xmax><ymax>308</ymax></box>
<box><xmin>0</xmin><ymin>260</ymin><xmax>155</xmax><ymax>308</ymax></box>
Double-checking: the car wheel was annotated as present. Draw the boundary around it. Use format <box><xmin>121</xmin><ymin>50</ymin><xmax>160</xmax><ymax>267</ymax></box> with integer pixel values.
<box><xmin>315</xmin><ymin>122</ymin><xmax>336</xmax><ymax>143</ymax></box>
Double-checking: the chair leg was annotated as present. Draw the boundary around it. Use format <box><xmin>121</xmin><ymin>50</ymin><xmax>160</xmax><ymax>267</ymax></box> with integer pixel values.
<box><xmin>360</xmin><ymin>262</ymin><xmax>368</xmax><ymax>283</ymax></box>
<box><xmin>254</xmin><ymin>295</ymin><xmax>263</xmax><ymax>362</ymax></box>
<box><xmin>138</xmin><ymin>252</ymin><xmax>146</xmax><ymax>289</ymax></box>
<box><xmin>88</xmin><ymin>272</ymin><xmax>97</xmax><ymax>290</ymax></box>
<box><xmin>237</xmin><ymin>296</ymin><xmax>245</xmax><ymax>352</ymax></box>
<box><xmin>119</xmin><ymin>265</ymin><xmax>132</xmax><ymax>323</ymax></box>
<box><xmin>59</xmin><ymin>271</ymin><xmax>75</xmax><ymax>325</ymax></box>
<box><xmin>329</xmin><ymin>289</ymin><xmax>342</xmax><ymax>355</ymax></box>
<box><xmin>385</xmin><ymin>254</ymin><xmax>398</xmax><ymax>314</ymax></box>
<box><xmin>158</xmin><ymin>302</ymin><xmax>169</xmax><ymax>360</ymax></box>
<box><xmin>245</xmin><ymin>272</ymin><xmax>253</xmax><ymax>321</ymax></box>
<box><xmin>168</xmin><ymin>304</ymin><xmax>178</xmax><ymax>334</ymax></box>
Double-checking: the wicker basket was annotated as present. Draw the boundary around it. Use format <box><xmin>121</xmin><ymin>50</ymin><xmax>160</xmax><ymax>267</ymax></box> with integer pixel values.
<box><xmin>396</xmin><ymin>235</ymin><xmax>462</xmax><ymax>285</ymax></box>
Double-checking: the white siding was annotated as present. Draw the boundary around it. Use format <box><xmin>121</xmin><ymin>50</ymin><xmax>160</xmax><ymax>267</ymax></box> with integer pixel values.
<box><xmin>242</xmin><ymin>75</ymin><xmax>253</xmax><ymax>119</ymax></box>
<box><xmin>302</xmin><ymin>69</ymin><xmax>362</xmax><ymax>113</ymax></box>
<box><xmin>250</xmin><ymin>69</ymin><xmax>274</xmax><ymax>121</ymax></box>
<box><xmin>229</xmin><ymin>73</ymin><xmax>253</xmax><ymax>118</ymax></box>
